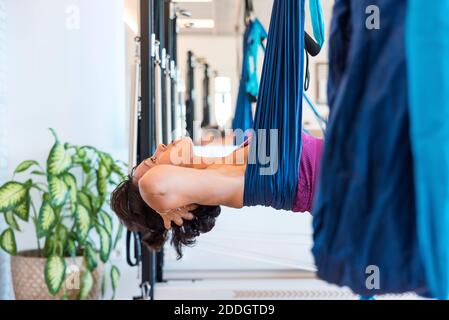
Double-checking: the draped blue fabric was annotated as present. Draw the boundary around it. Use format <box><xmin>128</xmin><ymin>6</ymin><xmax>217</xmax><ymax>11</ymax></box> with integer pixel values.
<box><xmin>312</xmin><ymin>0</ymin><xmax>428</xmax><ymax>296</ymax></box>
<box><xmin>243</xmin><ymin>0</ymin><xmax>305</xmax><ymax>211</ymax></box>
<box><xmin>406</xmin><ymin>0</ymin><xmax>449</xmax><ymax>299</ymax></box>
<box><xmin>232</xmin><ymin>19</ymin><xmax>267</xmax><ymax>132</ymax></box>
<box><xmin>309</xmin><ymin>0</ymin><xmax>325</xmax><ymax>47</ymax></box>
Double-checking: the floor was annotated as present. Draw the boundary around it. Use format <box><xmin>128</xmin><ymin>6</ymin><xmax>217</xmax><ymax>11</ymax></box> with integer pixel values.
<box><xmin>114</xmin><ymin>260</ymin><xmax>422</xmax><ymax>300</ymax></box>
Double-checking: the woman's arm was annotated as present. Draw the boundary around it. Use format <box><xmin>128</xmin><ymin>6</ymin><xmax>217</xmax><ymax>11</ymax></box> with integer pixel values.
<box><xmin>138</xmin><ymin>165</ymin><xmax>242</xmax><ymax>212</ymax></box>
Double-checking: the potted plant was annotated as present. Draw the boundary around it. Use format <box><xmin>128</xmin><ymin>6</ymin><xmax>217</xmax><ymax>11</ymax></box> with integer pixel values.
<box><xmin>0</xmin><ymin>129</ymin><xmax>126</xmax><ymax>300</ymax></box>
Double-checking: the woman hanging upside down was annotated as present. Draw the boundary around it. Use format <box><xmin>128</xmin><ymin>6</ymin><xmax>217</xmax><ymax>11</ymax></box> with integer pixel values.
<box><xmin>111</xmin><ymin>133</ymin><xmax>323</xmax><ymax>258</ymax></box>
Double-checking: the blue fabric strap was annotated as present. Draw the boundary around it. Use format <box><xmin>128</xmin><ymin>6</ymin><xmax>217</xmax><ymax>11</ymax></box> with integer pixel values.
<box><xmin>309</xmin><ymin>0</ymin><xmax>325</xmax><ymax>47</ymax></box>
<box><xmin>312</xmin><ymin>0</ymin><xmax>428</xmax><ymax>296</ymax></box>
<box><xmin>232</xmin><ymin>19</ymin><xmax>268</xmax><ymax>132</ymax></box>
<box><xmin>406</xmin><ymin>0</ymin><xmax>449</xmax><ymax>300</ymax></box>
<box><xmin>243</xmin><ymin>0</ymin><xmax>305</xmax><ymax>210</ymax></box>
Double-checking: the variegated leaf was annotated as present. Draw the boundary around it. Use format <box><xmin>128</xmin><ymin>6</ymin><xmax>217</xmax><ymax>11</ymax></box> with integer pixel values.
<box><xmin>96</xmin><ymin>224</ymin><xmax>111</xmax><ymax>263</ymax></box>
<box><xmin>48</xmin><ymin>176</ymin><xmax>69</xmax><ymax>207</ymax></box>
<box><xmin>96</xmin><ymin>164</ymin><xmax>108</xmax><ymax>198</ymax></box>
<box><xmin>14</xmin><ymin>198</ymin><xmax>30</xmax><ymax>221</ymax></box>
<box><xmin>47</xmin><ymin>141</ymin><xmax>71</xmax><ymax>176</ymax></box>
<box><xmin>75</xmin><ymin>204</ymin><xmax>91</xmax><ymax>243</ymax></box>
<box><xmin>77</xmin><ymin>192</ymin><xmax>92</xmax><ymax>212</ymax></box>
<box><xmin>62</xmin><ymin>173</ymin><xmax>77</xmax><ymax>205</ymax></box>
<box><xmin>45</xmin><ymin>255</ymin><xmax>66</xmax><ymax>296</ymax></box>
<box><xmin>99</xmin><ymin>211</ymin><xmax>113</xmax><ymax>235</ymax></box>
<box><xmin>83</xmin><ymin>242</ymin><xmax>98</xmax><ymax>271</ymax></box>
<box><xmin>78</xmin><ymin>269</ymin><xmax>94</xmax><ymax>300</ymax></box>
<box><xmin>5</xmin><ymin>211</ymin><xmax>20</xmax><ymax>231</ymax></box>
<box><xmin>37</xmin><ymin>202</ymin><xmax>57</xmax><ymax>237</ymax></box>
<box><xmin>110</xmin><ymin>265</ymin><xmax>120</xmax><ymax>300</ymax></box>
<box><xmin>0</xmin><ymin>228</ymin><xmax>17</xmax><ymax>255</ymax></box>
<box><xmin>0</xmin><ymin>182</ymin><xmax>28</xmax><ymax>212</ymax></box>
<box><xmin>14</xmin><ymin>160</ymin><xmax>39</xmax><ymax>174</ymax></box>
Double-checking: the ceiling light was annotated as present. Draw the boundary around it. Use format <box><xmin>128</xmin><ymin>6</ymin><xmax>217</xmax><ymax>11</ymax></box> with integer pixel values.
<box><xmin>178</xmin><ymin>19</ymin><xmax>215</xmax><ymax>29</ymax></box>
<box><xmin>173</xmin><ymin>0</ymin><xmax>213</xmax><ymax>3</ymax></box>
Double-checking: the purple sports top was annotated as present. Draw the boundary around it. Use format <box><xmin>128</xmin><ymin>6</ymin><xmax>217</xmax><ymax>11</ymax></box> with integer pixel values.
<box><xmin>292</xmin><ymin>132</ymin><xmax>324</xmax><ymax>213</ymax></box>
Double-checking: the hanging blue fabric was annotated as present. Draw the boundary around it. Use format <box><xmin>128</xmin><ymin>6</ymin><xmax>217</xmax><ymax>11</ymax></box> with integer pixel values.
<box><xmin>243</xmin><ymin>0</ymin><xmax>305</xmax><ymax>210</ymax></box>
<box><xmin>245</xmin><ymin>19</ymin><xmax>268</xmax><ymax>101</ymax></box>
<box><xmin>309</xmin><ymin>0</ymin><xmax>325</xmax><ymax>48</ymax></box>
<box><xmin>313</xmin><ymin>0</ymin><xmax>428</xmax><ymax>296</ymax></box>
<box><xmin>232</xmin><ymin>19</ymin><xmax>267</xmax><ymax>132</ymax></box>
<box><xmin>406</xmin><ymin>0</ymin><xmax>449</xmax><ymax>299</ymax></box>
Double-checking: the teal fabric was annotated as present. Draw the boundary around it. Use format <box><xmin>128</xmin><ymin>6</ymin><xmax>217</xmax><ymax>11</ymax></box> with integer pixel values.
<box><xmin>232</xmin><ymin>19</ymin><xmax>267</xmax><ymax>132</ymax></box>
<box><xmin>245</xmin><ymin>19</ymin><xmax>268</xmax><ymax>101</ymax></box>
<box><xmin>309</xmin><ymin>0</ymin><xmax>325</xmax><ymax>47</ymax></box>
<box><xmin>406</xmin><ymin>0</ymin><xmax>449</xmax><ymax>299</ymax></box>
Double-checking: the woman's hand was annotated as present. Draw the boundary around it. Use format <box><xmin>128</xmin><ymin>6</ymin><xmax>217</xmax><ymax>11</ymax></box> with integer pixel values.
<box><xmin>158</xmin><ymin>204</ymin><xmax>198</xmax><ymax>230</ymax></box>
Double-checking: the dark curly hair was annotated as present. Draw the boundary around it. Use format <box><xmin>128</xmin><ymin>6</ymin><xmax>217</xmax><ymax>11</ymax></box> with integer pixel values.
<box><xmin>110</xmin><ymin>174</ymin><xmax>221</xmax><ymax>259</ymax></box>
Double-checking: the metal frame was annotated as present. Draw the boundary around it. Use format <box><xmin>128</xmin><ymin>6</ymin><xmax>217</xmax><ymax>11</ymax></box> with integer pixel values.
<box><xmin>126</xmin><ymin>0</ymin><xmax>181</xmax><ymax>300</ymax></box>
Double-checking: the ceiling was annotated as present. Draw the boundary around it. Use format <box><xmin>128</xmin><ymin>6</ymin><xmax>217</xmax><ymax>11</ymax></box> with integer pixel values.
<box><xmin>176</xmin><ymin>0</ymin><xmax>274</xmax><ymax>35</ymax></box>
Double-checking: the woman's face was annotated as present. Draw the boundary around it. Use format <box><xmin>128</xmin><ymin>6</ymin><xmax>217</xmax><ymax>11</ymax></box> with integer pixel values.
<box><xmin>132</xmin><ymin>137</ymin><xmax>194</xmax><ymax>184</ymax></box>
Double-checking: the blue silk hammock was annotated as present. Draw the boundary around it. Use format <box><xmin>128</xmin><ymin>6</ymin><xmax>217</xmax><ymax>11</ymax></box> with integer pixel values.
<box><xmin>313</xmin><ymin>0</ymin><xmax>449</xmax><ymax>299</ymax></box>
<box><xmin>243</xmin><ymin>0</ymin><xmax>325</xmax><ymax>211</ymax></box>
<box><xmin>232</xmin><ymin>19</ymin><xmax>267</xmax><ymax>132</ymax></box>
<box><xmin>406</xmin><ymin>0</ymin><xmax>449</xmax><ymax>299</ymax></box>
<box><xmin>233</xmin><ymin>0</ymin><xmax>325</xmax><ymax>133</ymax></box>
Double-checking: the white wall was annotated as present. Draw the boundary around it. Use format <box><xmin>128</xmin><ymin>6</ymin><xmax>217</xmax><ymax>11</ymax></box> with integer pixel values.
<box><xmin>1</xmin><ymin>0</ymin><xmax>137</xmax><ymax>299</ymax></box>
<box><xmin>177</xmin><ymin>34</ymin><xmax>240</xmax><ymax>129</ymax></box>
<box><xmin>0</xmin><ymin>0</ymin><xmax>12</xmax><ymax>300</ymax></box>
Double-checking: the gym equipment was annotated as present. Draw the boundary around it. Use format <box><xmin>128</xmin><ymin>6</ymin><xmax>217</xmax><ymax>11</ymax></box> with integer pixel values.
<box><xmin>201</xmin><ymin>63</ymin><xmax>212</xmax><ymax>128</ymax></box>
<box><xmin>126</xmin><ymin>0</ymin><xmax>183</xmax><ymax>300</ymax></box>
<box><xmin>185</xmin><ymin>50</ymin><xmax>195</xmax><ymax>138</ymax></box>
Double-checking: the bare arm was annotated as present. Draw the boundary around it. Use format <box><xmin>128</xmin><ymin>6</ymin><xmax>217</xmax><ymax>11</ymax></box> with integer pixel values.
<box><xmin>138</xmin><ymin>165</ymin><xmax>243</xmax><ymax>213</ymax></box>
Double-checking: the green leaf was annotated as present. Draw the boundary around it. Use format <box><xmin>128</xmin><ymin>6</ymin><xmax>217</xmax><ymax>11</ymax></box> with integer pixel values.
<box><xmin>62</xmin><ymin>173</ymin><xmax>77</xmax><ymax>204</ymax></box>
<box><xmin>83</xmin><ymin>172</ymin><xmax>95</xmax><ymax>189</ymax></box>
<box><xmin>14</xmin><ymin>199</ymin><xmax>30</xmax><ymax>221</ymax></box>
<box><xmin>77</xmin><ymin>192</ymin><xmax>92</xmax><ymax>212</ymax></box>
<box><xmin>5</xmin><ymin>211</ymin><xmax>20</xmax><ymax>231</ymax></box>
<box><xmin>14</xmin><ymin>160</ymin><xmax>39</xmax><ymax>174</ymax></box>
<box><xmin>0</xmin><ymin>228</ymin><xmax>17</xmax><ymax>255</ymax></box>
<box><xmin>91</xmin><ymin>196</ymin><xmax>103</xmax><ymax>213</ymax></box>
<box><xmin>99</xmin><ymin>211</ymin><xmax>113</xmax><ymax>235</ymax></box>
<box><xmin>99</xmin><ymin>153</ymin><xmax>114</xmax><ymax>173</ymax></box>
<box><xmin>43</xmin><ymin>237</ymin><xmax>55</xmax><ymax>257</ymax></box>
<box><xmin>96</xmin><ymin>164</ymin><xmax>108</xmax><ymax>198</ymax></box>
<box><xmin>113</xmin><ymin>223</ymin><xmax>124</xmax><ymax>250</ymax></box>
<box><xmin>48</xmin><ymin>176</ymin><xmax>69</xmax><ymax>207</ymax></box>
<box><xmin>96</xmin><ymin>224</ymin><xmax>111</xmax><ymax>263</ymax></box>
<box><xmin>0</xmin><ymin>182</ymin><xmax>28</xmax><ymax>212</ymax></box>
<box><xmin>78</xmin><ymin>269</ymin><xmax>94</xmax><ymax>300</ymax></box>
<box><xmin>56</xmin><ymin>224</ymin><xmax>69</xmax><ymax>245</ymax></box>
<box><xmin>45</xmin><ymin>255</ymin><xmax>66</xmax><ymax>296</ymax></box>
<box><xmin>77</xmin><ymin>147</ymin><xmax>87</xmax><ymax>158</ymax></box>
<box><xmin>47</xmin><ymin>141</ymin><xmax>72</xmax><ymax>176</ymax></box>
<box><xmin>84</xmin><ymin>242</ymin><xmax>98</xmax><ymax>271</ymax></box>
<box><xmin>30</xmin><ymin>170</ymin><xmax>46</xmax><ymax>176</ymax></box>
<box><xmin>110</xmin><ymin>265</ymin><xmax>120</xmax><ymax>299</ymax></box>
<box><xmin>37</xmin><ymin>202</ymin><xmax>57</xmax><ymax>237</ymax></box>
<box><xmin>75</xmin><ymin>204</ymin><xmax>91</xmax><ymax>243</ymax></box>
<box><xmin>65</xmin><ymin>238</ymin><xmax>77</xmax><ymax>257</ymax></box>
